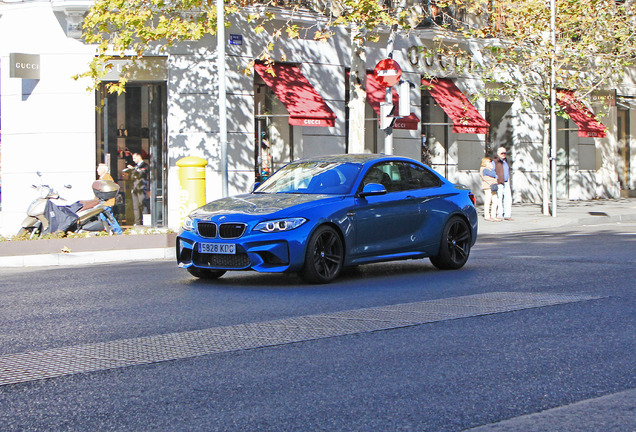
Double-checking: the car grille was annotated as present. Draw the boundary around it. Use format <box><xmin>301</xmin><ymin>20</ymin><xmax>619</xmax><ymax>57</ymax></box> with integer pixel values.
<box><xmin>219</xmin><ymin>223</ymin><xmax>247</xmax><ymax>239</ymax></box>
<box><xmin>196</xmin><ymin>222</ymin><xmax>247</xmax><ymax>239</ymax></box>
<box><xmin>193</xmin><ymin>250</ymin><xmax>251</xmax><ymax>269</ymax></box>
<box><xmin>197</xmin><ymin>222</ymin><xmax>217</xmax><ymax>238</ymax></box>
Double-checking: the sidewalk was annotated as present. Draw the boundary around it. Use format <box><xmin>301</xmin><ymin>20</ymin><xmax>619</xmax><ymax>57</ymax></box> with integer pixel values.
<box><xmin>477</xmin><ymin>198</ymin><xmax>636</xmax><ymax>235</ymax></box>
<box><xmin>1</xmin><ymin>199</ymin><xmax>635</xmax><ymax>268</ymax></box>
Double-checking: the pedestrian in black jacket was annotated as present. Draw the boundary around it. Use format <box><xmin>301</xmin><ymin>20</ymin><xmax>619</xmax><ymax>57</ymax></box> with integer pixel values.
<box><xmin>126</xmin><ymin>152</ymin><xmax>149</xmax><ymax>226</ymax></box>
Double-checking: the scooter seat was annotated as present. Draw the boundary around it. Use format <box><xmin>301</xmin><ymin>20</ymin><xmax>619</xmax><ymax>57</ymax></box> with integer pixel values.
<box><xmin>78</xmin><ymin>199</ymin><xmax>99</xmax><ymax>212</ymax></box>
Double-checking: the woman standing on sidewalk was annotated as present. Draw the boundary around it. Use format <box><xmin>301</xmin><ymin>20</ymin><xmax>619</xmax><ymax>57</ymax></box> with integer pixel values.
<box><xmin>494</xmin><ymin>147</ymin><xmax>513</xmax><ymax>220</ymax></box>
<box><xmin>480</xmin><ymin>157</ymin><xmax>501</xmax><ymax>221</ymax></box>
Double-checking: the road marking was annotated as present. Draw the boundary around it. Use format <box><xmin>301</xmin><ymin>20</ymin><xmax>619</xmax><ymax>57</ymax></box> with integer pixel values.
<box><xmin>464</xmin><ymin>388</ymin><xmax>636</xmax><ymax>431</ymax></box>
<box><xmin>0</xmin><ymin>292</ymin><xmax>602</xmax><ymax>387</ymax></box>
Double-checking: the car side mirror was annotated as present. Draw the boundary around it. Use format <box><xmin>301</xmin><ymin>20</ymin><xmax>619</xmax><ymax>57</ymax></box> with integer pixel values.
<box><xmin>357</xmin><ymin>183</ymin><xmax>387</xmax><ymax>198</ymax></box>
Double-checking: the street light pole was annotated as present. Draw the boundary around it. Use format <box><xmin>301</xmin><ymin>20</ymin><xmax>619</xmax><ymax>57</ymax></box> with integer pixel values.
<box><xmin>384</xmin><ymin>33</ymin><xmax>395</xmax><ymax>155</ymax></box>
<box><xmin>550</xmin><ymin>0</ymin><xmax>557</xmax><ymax>217</ymax></box>
<box><xmin>383</xmin><ymin>0</ymin><xmax>406</xmax><ymax>156</ymax></box>
<box><xmin>217</xmin><ymin>0</ymin><xmax>228</xmax><ymax>197</ymax></box>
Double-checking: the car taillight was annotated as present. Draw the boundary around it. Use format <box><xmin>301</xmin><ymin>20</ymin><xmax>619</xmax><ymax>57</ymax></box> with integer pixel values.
<box><xmin>468</xmin><ymin>192</ymin><xmax>476</xmax><ymax>206</ymax></box>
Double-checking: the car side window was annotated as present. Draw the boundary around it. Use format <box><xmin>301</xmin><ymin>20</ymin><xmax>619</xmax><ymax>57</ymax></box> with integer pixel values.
<box><xmin>404</xmin><ymin>163</ymin><xmax>442</xmax><ymax>190</ymax></box>
<box><xmin>360</xmin><ymin>162</ymin><xmax>404</xmax><ymax>193</ymax></box>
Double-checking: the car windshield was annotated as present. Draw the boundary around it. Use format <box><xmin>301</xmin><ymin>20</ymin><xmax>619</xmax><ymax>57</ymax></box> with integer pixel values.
<box><xmin>255</xmin><ymin>162</ymin><xmax>362</xmax><ymax>195</ymax></box>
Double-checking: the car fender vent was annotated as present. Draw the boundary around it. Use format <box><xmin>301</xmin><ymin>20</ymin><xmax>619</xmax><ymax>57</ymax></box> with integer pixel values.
<box><xmin>219</xmin><ymin>223</ymin><xmax>247</xmax><ymax>239</ymax></box>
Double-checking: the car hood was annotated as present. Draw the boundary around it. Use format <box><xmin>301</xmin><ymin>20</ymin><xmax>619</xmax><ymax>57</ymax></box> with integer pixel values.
<box><xmin>191</xmin><ymin>193</ymin><xmax>342</xmax><ymax>218</ymax></box>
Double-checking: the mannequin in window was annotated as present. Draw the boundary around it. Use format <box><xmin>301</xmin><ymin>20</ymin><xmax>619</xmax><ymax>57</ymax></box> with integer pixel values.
<box><xmin>260</xmin><ymin>137</ymin><xmax>273</xmax><ymax>181</ymax></box>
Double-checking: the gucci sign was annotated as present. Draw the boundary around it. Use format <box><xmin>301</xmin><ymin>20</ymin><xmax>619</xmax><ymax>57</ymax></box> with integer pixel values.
<box><xmin>10</xmin><ymin>53</ymin><xmax>40</xmax><ymax>79</ymax></box>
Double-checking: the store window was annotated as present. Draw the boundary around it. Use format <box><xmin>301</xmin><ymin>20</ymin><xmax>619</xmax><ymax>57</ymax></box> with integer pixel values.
<box><xmin>421</xmin><ymin>93</ymin><xmax>450</xmax><ymax>175</ymax></box>
<box><xmin>485</xmin><ymin>101</ymin><xmax>513</xmax><ymax>157</ymax></box>
<box><xmin>253</xmin><ymin>62</ymin><xmax>336</xmax><ymax>183</ymax></box>
<box><xmin>344</xmin><ymin>70</ymin><xmax>380</xmax><ymax>154</ymax></box>
<box><xmin>556</xmin><ymin>116</ymin><xmax>571</xmax><ymax>199</ymax></box>
<box><xmin>617</xmin><ymin>108</ymin><xmax>631</xmax><ymax>190</ymax></box>
<box><xmin>254</xmin><ymin>78</ymin><xmax>293</xmax><ymax>183</ymax></box>
<box><xmin>95</xmin><ymin>83</ymin><xmax>167</xmax><ymax>227</ymax></box>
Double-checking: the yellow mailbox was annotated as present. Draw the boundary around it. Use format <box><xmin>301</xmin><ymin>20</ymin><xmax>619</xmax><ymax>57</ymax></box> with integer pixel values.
<box><xmin>177</xmin><ymin>156</ymin><xmax>208</xmax><ymax>221</ymax></box>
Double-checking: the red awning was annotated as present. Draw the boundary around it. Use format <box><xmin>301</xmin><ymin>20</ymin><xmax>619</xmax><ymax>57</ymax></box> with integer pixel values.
<box><xmin>254</xmin><ymin>62</ymin><xmax>336</xmax><ymax>127</ymax></box>
<box><xmin>422</xmin><ymin>78</ymin><xmax>489</xmax><ymax>134</ymax></box>
<box><xmin>366</xmin><ymin>73</ymin><xmax>420</xmax><ymax>130</ymax></box>
<box><xmin>557</xmin><ymin>90</ymin><xmax>607</xmax><ymax>138</ymax></box>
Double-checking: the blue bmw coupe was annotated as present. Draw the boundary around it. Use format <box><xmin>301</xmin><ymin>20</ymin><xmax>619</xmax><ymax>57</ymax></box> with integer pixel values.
<box><xmin>177</xmin><ymin>154</ymin><xmax>477</xmax><ymax>283</ymax></box>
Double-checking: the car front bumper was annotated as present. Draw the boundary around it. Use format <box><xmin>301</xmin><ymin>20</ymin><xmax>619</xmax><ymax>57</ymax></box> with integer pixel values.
<box><xmin>176</xmin><ymin>227</ymin><xmax>310</xmax><ymax>273</ymax></box>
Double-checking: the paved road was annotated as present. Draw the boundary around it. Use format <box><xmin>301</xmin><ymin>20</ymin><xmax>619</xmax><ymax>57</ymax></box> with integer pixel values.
<box><xmin>0</xmin><ymin>223</ymin><xmax>634</xmax><ymax>431</ymax></box>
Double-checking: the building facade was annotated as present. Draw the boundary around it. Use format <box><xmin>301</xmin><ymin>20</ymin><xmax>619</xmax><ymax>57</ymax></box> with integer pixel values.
<box><xmin>1</xmin><ymin>0</ymin><xmax>634</xmax><ymax>236</ymax></box>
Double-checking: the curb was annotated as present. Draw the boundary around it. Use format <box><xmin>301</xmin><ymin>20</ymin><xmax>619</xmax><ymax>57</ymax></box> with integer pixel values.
<box><xmin>565</xmin><ymin>212</ymin><xmax>636</xmax><ymax>227</ymax></box>
<box><xmin>0</xmin><ymin>232</ymin><xmax>177</xmax><ymax>268</ymax></box>
<box><xmin>0</xmin><ymin>248</ymin><xmax>176</xmax><ymax>268</ymax></box>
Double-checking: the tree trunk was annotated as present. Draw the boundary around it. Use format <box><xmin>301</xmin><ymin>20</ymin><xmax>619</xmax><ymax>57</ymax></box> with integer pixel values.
<box><xmin>348</xmin><ymin>26</ymin><xmax>366</xmax><ymax>154</ymax></box>
<box><xmin>542</xmin><ymin>116</ymin><xmax>551</xmax><ymax>215</ymax></box>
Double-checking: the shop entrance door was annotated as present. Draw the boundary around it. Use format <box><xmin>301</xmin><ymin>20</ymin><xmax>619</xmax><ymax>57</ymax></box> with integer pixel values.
<box><xmin>96</xmin><ymin>83</ymin><xmax>167</xmax><ymax>227</ymax></box>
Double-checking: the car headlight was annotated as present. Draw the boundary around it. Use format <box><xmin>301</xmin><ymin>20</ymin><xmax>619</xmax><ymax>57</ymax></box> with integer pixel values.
<box><xmin>183</xmin><ymin>215</ymin><xmax>195</xmax><ymax>232</ymax></box>
<box><xmin>254</xmin><ymin>218</ymin><xmax>307</xmax><ymax>233</ymax></box>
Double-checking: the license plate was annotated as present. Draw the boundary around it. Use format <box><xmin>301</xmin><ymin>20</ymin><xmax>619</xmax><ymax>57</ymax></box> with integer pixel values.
<box><xmin>199</xmin><ymin>243</ymin><xmax>236</xmax><ymax>254</ymax></box>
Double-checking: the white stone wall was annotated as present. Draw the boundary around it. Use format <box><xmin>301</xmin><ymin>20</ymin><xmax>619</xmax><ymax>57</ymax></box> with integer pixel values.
<box><xmin>0</xmin><ymin>2</ymin><xmax>96</xmax><ymax>236</ymax></box>
<box><xmin>631</xmin><ymin>109</ymin><xmax>636</xmax><ymax>190</ymax></box>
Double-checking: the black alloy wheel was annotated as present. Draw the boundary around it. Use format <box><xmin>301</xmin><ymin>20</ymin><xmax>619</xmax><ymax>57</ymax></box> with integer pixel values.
<box><xmin>430</xmin><ymin>216</ymin><xmax>472</xmax><ymax>270</ymax></box>
<box><xmin>187</xmin><ymin>267</ymin><xmax>227</xmax><ymax>280</ymax></box>
<box><xmin>301</xmin><ymin>225</ymin><xmax>344</xmax><ymax>284</ymax></box>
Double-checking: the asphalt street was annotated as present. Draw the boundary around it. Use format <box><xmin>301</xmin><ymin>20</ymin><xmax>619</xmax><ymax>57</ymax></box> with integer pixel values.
<box><xmin>0</xmin><ymin>222</ymin><xmax>634</xmax><ymax>431</ymax></box>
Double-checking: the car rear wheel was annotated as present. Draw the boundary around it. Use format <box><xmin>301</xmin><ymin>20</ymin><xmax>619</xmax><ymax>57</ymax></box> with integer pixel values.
<box><xmin>430</xmin><ymin>216</ymin><xmax>471</xmax><ymax>270</ymax></box>
<box><xmin>301</xmin><ymin>225</ymin><xmax>344</xmax><ymax>284</ymax></box>
<box><xmin>187</xmin><ymin>267</ymin><xmax>227</xmax><ymax>280</ymax></box>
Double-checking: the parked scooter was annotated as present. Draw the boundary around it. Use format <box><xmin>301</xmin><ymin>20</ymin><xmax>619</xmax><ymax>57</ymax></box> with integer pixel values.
<box><xmin>18</xmin><ymin>172</ymin><xmax>123</xmax><ymax>238</ymax></box>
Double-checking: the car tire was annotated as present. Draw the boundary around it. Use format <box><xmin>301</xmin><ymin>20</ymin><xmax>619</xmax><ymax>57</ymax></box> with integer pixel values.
<box><xmin>301</xmin><ymin>225</ymin><xmax>344</xmax><ymax>284</ymax></box>
<box><xmin>187</xmin><ymin>267</ymin><xmax>227</xmax><ymax>280</ymax></box>
<box><xmin>430</xmin><ymin>216</ymin><xmax>471</xmax><ymax>270</ymax></box>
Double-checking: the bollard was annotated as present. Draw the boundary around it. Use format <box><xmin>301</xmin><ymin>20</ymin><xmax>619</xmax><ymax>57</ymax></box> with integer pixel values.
<box><xmin>177</xmin><ymin>156</ymin><xmax>208</xmax><ymax>222</ymax></box>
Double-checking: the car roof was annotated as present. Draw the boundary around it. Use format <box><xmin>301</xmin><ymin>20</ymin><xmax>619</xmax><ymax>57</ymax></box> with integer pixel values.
<box><xmin>292</xmin><ymin>154</ymin><xmax>416</xmax><ymax>165</ymax></box>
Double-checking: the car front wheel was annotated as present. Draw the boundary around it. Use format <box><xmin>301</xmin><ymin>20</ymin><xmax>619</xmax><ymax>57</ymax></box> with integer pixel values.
<box><xmin>430</xmin><ymin>216</ymin><xmax>471</xmax><ymax>270</ymax></box>
<box><xmin>301</xmin><ymin>225</ymin><xmax>344</xmax><ymax>284</ymax></box>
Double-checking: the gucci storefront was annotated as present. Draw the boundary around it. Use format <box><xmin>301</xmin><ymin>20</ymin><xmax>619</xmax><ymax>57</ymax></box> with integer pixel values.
<box><xmin>1</xmin><ymin>1</ymin><xmax>635</xmax><ymax>236</ymax></box>
<box><xmin>96</xmin><ymin>59</ymin><xmax>168</xmax><ymax>227</ymax></box>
